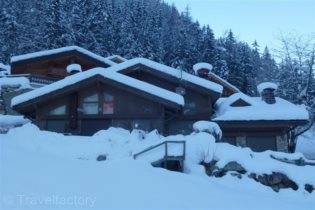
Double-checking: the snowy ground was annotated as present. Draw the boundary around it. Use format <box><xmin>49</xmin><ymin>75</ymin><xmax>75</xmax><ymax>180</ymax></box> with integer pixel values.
<box><xmin>297</xmin><ymin>125</ymin><xmax>315</xmax><ymax>160</ymax></box>
<box><xmin>1</xmin><ymin>124</ymin><xmax>315</xmax><ymax>210</ymax></box>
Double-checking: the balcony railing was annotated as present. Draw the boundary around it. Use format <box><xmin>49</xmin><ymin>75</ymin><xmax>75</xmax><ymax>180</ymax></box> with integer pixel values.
<box><xmin>0</xmin><ymin>74</ymin><xmax>60</xmax><ymax>86</ymax></box>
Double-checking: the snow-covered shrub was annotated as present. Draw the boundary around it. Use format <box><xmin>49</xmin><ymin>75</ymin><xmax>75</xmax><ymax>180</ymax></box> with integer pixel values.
<box><xmin>193</xmin><ymin>120</ymin><xmax>222</xmax><ymax>140</ymax></box>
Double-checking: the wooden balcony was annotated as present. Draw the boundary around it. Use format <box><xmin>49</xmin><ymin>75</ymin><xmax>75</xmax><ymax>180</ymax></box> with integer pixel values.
<box><xmin>0</xmin><ymin>74</ymin><xmax>60</xmax><ymax>86</ymax></box>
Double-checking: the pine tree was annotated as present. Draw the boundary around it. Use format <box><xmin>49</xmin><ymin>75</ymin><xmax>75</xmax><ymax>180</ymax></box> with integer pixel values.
<box><xmin>0</xmin><ymin>5</ymin><xmax>19</xmax><ymax>62</ymax></box>
<box><xmin>44</xmin><ymin>0</ymin><xmax>68</xmax><ymax>49</ymax></box>
<box><xmin>260</xmin><ymin>46</ymin><xmax>279</xmax><ymax>83</ymax></box>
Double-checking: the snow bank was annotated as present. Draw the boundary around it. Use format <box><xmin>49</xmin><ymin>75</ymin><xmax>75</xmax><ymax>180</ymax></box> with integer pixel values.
<box><xmin>2</xmin><ymin>123</ymin><xmax>215</xmax><ymax>167</ymax></box>
<box><xmin>0</xmin><ymin>114</ymin><xmax>29</xmax><ymax>126</ymax></box>
<box><xmin>11</xmin><ymin>68</ymin><xmax>184</xmax><ymax>107</ymax></box>
<box><xmin>214</xmin><ymin>94</ymin><xmax>309</xmax><ymax>121</ymax></box>
<box><xmin>2</xmin><ymin>123</ymin><xmax>315</xmax><ymax>190</ymax></box>
<box><xmin>296</xmin><ymin>125</ymin><xmax>315</xmax><ymax>160</ymax></box>
<box><xmin>1</xmin><ymin>123</ymin><xmax>315</xmax><ymax>209</ymax></box>
<box><xmin>2</xmin><ymin>141</ymin><xmax>313</xmax><ymax>210</ymax></box>
<box><xmin>0</xmin><ymin>114</ymin><xmax>29</xmax><ymax>134</ymax></box>
<box><xmin>0</xmin><ymin>77</ymin><xmax>31</xmax><ymax>90</ymax></box>
<box><xmin>257</xmin><ymin>82</ymin><xmax>278</xmax><ymax>94</ymax></box>
<box><xmin>214</xmin><ymin>143</ymin><xmax>315</xmax><ymax>188</ymax></box>
<box><xmin>193</xmin><ymin>62</ymin><xmax>213</xmax><ymax>74</ymax></box>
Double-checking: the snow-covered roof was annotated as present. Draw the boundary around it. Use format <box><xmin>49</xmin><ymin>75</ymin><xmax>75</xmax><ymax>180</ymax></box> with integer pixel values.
<box><xmin>10</xmin><ymin>46</ymin><xmax>117</xmax><ymax>66</ymax></box>
<box><xmin>213</xmin><ymin>93</ymin><xmax>309</xmax><ymax>121</ymax></box>
<box><xmin>257</xmin><ymin>82</ymin><xmax>278</xmax><ymax>94</ymax></box>
<box><xmin>0</xmin><ymin>77</ymin><xmax>31</xmax><ymax>90</ymax></box>
<box><xmin>11</xmin><ymin>68</ymin><xmax>185</xmax><ymax>107</ymax></box>
<box><xmin>110</xmin><ymin>58</ymin><xmax>223</xmax><ymax>94</ymax></box>
<box><xmin>193</xmin><ymin>62</ymin><xmax>213</xmax><ymax>74</ymax></box>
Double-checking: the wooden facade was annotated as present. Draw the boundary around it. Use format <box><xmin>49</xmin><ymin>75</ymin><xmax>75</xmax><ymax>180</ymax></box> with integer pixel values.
<box><xmin>216</xmin><ymin>120</ymin><xmax>308</xmax><ymax>152</ymax></box>
<box><xmin>14</xmin><ymin>75</ymin><xmax>184</xmax><ymax>136</ymax></box>
<box><xmin>11</xmin><ymin>50</ymin><xmax>110</xmax><ymax>79</ymax></box>
<box><xmin>119</xmin><ymin>64</ymin><xmax>219</xmax><ymax>134</ymax></box>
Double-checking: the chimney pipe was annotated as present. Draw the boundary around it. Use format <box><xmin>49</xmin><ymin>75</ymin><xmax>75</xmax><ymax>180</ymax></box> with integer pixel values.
<box><xmin>66</xmin><ymin>63</ymin><xmax>82</xmax><ymax>75</ymax></box>
<box><xmin>193</xmin><ymin>63</ymin><xmax>213</xmax><ymax>78</ymax></box>
<box><xmin>257</xmin><ymin>82</ymin><xmax>278</xmax><ymax>104</ymax></box>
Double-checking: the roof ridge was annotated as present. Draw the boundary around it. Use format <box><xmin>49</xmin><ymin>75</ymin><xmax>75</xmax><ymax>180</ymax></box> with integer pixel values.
<box><xmin>10</xmin><ymin>46</ymin><xmax>116</xmax><ymax>66</ymax></box>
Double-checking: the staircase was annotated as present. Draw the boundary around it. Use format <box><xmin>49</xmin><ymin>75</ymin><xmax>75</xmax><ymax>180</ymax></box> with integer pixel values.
<box><xmin>133</xmin><ymin>141</ymin><xmax>186</xmax><ymax>172</ymax></box>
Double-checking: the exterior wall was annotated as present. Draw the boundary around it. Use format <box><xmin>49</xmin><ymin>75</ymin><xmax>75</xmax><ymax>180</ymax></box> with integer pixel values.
<box><xmin>11</xmin><ymin>52</ymin><xmax>108</xmax><ymax>78</ymax></box>
<box><xmin>220</xmin><ymin>128</ymin><xmax>289</xmax><ymax>152</ymax></box>
<box><xmin>35</xmin><ymin>82</ymin><xmax>166</xmax><ymax>136</ymax></box>
<box><xmin>126</xmin><ymin>70</ymin><xmax>213</xmax><ymax>116</ymax></box>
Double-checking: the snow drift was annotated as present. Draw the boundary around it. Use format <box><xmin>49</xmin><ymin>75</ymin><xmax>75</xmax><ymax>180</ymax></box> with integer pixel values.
<box><xmin>1</xmin><ymin>123</ymin><xmax>314</xmax><ymax>210</ymax></box>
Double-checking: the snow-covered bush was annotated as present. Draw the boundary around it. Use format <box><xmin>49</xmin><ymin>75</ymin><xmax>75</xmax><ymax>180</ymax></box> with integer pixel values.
<box><xmin>193</xmin><ymin>120</ymin><xmax>222</xmax><ymax>140</ymax></box>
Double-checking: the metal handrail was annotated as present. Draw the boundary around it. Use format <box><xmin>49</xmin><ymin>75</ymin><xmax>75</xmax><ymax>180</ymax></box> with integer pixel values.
<box><xmin>133</xmin><ymin>140</ymin><xmax>186</xmax><ymax>160</ymax></box>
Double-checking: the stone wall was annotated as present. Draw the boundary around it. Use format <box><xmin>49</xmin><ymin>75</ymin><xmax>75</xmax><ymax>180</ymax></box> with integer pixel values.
<box><xmin>276</xmin><ymin>134</ymin><xmax>289</xmax><ymax>152</ymax></box>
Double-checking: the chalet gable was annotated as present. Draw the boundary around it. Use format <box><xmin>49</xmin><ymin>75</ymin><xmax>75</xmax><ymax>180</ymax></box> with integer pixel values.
<box><xmin>230</xmin><ymin>98</ymin><xmax>252</xmax><ymax>107</ymax></box>
<box><xmin>10</xmin><ymin>46</ymin><xmax>118</xmax><ymax>77</ymax></box>
<box><xmin>11</xmin><ymin>68</ymin><xmax>184</xmax><ymax>112</ymax></box>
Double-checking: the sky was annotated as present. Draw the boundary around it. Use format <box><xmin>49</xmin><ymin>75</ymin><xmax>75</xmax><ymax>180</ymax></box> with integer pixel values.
<box><xmin>165</xmin><ymin>0</ymin><xmax>315</xmax><ymax>51</ymax></box>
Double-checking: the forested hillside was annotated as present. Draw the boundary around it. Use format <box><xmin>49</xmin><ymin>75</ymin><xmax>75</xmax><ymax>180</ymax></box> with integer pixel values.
<box><xmin>0</xmin><ymin>0</ymin><xmax>314</xmax><ymax>114</ymax></box>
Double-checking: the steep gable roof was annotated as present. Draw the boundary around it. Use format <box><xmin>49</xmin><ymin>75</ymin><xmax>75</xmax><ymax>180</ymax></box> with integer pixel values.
<box><xmin>10</xmin><ymin>46</ymin><xmax>117</xmax><ymax>66</ymax></box>
<box><xmin>108</xmin><ymin>58</ymin><xmax>223</xmax><ymax>94</ymax></box>
<box><xmin>12</xmin><ymin>68</ymin><xmax>184</xmax><ymax>109</ymax></box>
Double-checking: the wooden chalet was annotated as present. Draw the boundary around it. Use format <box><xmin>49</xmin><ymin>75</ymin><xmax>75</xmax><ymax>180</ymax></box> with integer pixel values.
<box><xmin>9</xmin><ymin>47</ymin><xmax>310</xmax><ymax>152</ymax></box>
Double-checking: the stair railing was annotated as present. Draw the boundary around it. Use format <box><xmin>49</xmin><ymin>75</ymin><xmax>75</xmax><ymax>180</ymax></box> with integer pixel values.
<box><xmin>133</xmin><ymin>140</ymin><xmax>186</xmax><ymax>160</ymax></box>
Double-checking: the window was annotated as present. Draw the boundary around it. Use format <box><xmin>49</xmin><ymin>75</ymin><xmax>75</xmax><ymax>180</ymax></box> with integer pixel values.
<box><xmin>82</xmin><ymin>94</ymin><xmax>99</xmax><ymax>114</ymax></box>
<box><xmin>49</xmin><ymin>105</ymin><xmax>67</xmax><ymax>115</ymax></box>
<box><xmin>103</xmin><ymin>92</ymin><xmax>114</xmax><ymax>114</ymax></box>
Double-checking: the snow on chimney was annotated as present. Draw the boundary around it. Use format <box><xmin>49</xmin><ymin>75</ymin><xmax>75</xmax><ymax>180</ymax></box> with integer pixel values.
<box><xmin>257</xmin><ymin>82</ymin><xmax>278</xmax><ymax>104</ymax></box>
<box><xmin>193</xmin><ymin>62</ymin><xmax>213</xmax><ymax>78</ymax></box>
<box><xmin>66</xmin><ymin>63</ymin><xmax>82</xmax><ymax>75</ymax></box>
